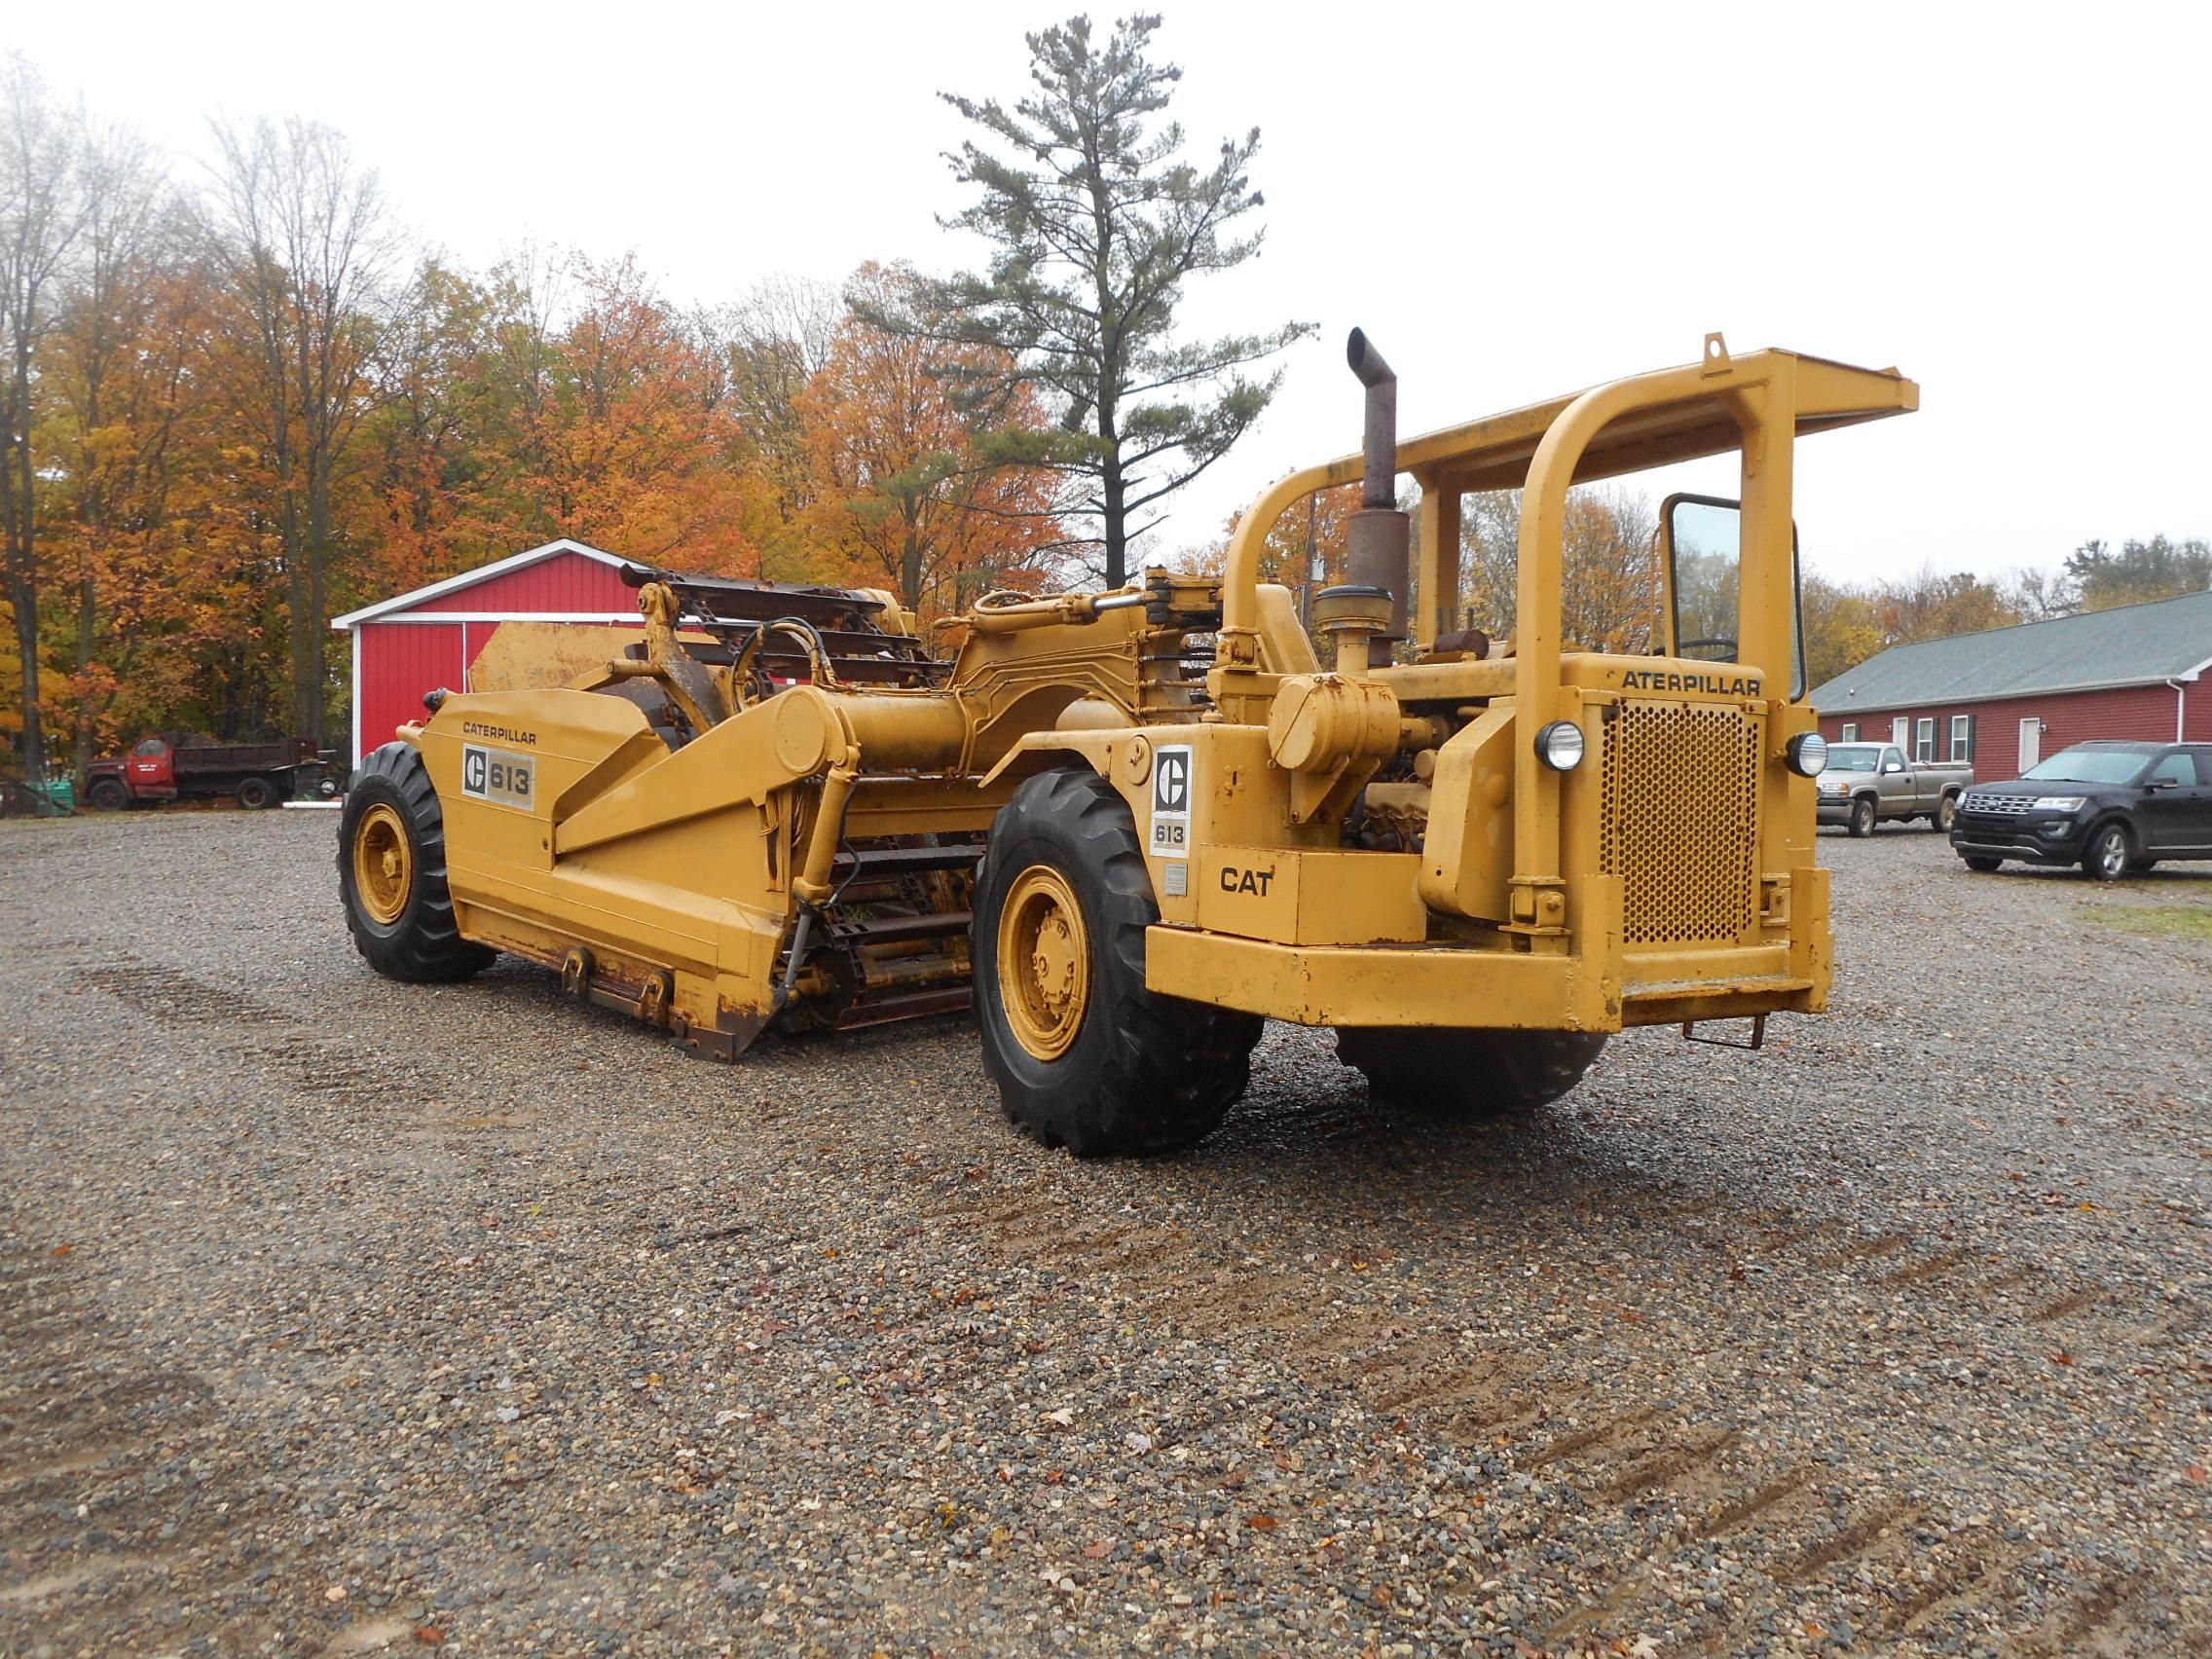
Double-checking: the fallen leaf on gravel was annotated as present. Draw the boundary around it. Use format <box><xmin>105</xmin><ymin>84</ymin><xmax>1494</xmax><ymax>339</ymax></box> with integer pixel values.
<box><xmin>715</xmin><ymin>1409</ymin><xmax>742</xmax><ymax>1427</ymax></box>
<box><xmin>1124</xmin><ymin>1431</ymin><xmax>1153</xmax><ymax>1455</ymax></box>
<box><xmin>324</xmin><ymin>1585</ymin><xmax>349</xmax><ymax>1603</ymax></box>
<box><xmin>1245</xmin><ymin>1514</ymin><xmax>1276</xmax><ymax>1530</ymax></box>
<box><xmin>414</xmin><ymin>1629</ymin><xmax>446</xmax><ymax>1647</ymax></box>
<box><xmin>2054</xmin><ymin>1350</ymin><xmax>2075</xmax><ymax>1366</ymax></box>
<box><xmin>51</xmin><ymin>1243</ymin><xmax>72</xmax><ymax>1256</ymax></box>
<box><xmin>1043</xmin><ymin>1407</ymin><xmax>1075</xmax><ymax>1427</ymax></box>
<box><xmin>1082</xmin><ymin>1540</ymin><xmax>1115</xmax><ymax>1559</ymax></box>
<box><xmin>2187</xmin><ymin>1465</ymin><xmax>2207</xmax><ymax>1483</ymax></box>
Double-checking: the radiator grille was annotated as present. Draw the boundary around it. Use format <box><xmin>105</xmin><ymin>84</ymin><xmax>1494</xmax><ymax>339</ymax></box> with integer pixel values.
<box><xmin>1599</xmin><ymin>701</ymin><xmax>1761</xmax><ymax>945</ymax></box>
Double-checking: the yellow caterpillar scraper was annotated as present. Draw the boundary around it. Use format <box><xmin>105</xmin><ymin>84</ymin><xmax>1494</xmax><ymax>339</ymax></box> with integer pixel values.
<box><xmin>340</xmin><ymin>332</ymin><xmax>1915</xmax><ymax>1154</ymax></box>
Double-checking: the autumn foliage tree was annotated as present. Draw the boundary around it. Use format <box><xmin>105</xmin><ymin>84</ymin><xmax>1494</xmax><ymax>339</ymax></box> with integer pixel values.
<box><xmin>801</xmin><ymin>264</ymin><xmax>1063</xmax><ymax>612</ymax></box>
<box><xmin>205</xmin><ymin>115</ymin><xmax>393</xmax><ymax>753</ymax></box>
<box><xmin>1457</xmin><ymin>485</ymin><xmax>1659</xmax><ymax>651</ymax></box>
<box><xmin>0</xmin><ymin>78</ymin><xmax>1083</xmax><ymax>790</ymax></box>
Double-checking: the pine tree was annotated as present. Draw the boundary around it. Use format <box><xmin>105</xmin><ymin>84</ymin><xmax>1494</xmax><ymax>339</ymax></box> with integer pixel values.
<box><xmin>907</xmin><ymin>14</ymin><xmax>1309</xmax><ymax>587</ymax></box>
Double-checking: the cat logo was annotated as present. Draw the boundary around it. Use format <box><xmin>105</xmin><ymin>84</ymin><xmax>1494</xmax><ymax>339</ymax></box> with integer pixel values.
<box><xmin>1149</xmin><ymin>745</ymin><xmax>1193</xmax><ymax>855</ymax></box>
<box><xmin>1218</xmin><ymin>864</ymin><xmax>1275</xmax><ymax>897</ymax></box>
<box><xmin>461</xmin><ymin>744</ymin><xmax>535</xmax><ymax>809</ymax></box>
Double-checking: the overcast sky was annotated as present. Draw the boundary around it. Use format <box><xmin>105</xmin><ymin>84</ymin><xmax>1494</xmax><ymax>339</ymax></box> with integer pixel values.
<box><xmin>13</xmin><ymin>0</ymin><xmax>2208</xmax><ymax>584</ymax></box>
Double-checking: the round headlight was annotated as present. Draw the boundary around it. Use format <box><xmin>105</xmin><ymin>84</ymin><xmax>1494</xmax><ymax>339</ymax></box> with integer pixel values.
<box><xmin>1786</xmin><ymin>732</ymin><xmax>1828</xmax><ymax>777</ymax></box>
<box><xmin>1535</xmin><ymin>720</ymin><xmax>1585</xmax><ymax>771</ymax></box>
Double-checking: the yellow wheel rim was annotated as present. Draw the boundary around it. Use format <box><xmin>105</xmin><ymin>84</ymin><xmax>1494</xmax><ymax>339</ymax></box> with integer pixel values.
<box><xmin>354</xmin><ymin>802</ymin><xmax>416</xmax><ymax>926</ymax></box>
<box><xmin>998</xmin><ymin>864</ymin><xmax>1090</xmax><ymax>1062</ymax></box>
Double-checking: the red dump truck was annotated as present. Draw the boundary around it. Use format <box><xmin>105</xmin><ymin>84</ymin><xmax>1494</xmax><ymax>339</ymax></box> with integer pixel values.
<box><xmin>84</xmin><ymin>736</ymin><xmax>333</xmax><ymax>811</ymax></box>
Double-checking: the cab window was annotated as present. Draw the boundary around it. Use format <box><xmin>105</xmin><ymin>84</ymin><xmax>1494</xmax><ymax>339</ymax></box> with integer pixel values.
<box><xmin>2147</xmin><ymin>752</ymin><xmax>2199</xmax><ymax>787</ymax></box>
<box><xmin>1662</xmin><ymin>495</ymin><xmax>1807</xmax><ymax>699</ymax></box>
<box><xmin>133</xmin><ymin>738</ymin><xmax>166</xmax><ymax>756</ymax></box>
<box><xmin>1882</xmin><ymin>747</ymin><xmax>1905</xmax><ymax>771</ymax></box>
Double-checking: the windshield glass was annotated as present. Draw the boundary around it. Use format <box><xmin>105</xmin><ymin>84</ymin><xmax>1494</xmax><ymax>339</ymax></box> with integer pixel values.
<box><xmin>1827</xmin><ymin>746</ymin><xmax>1880</xmax><ymax>773</ymax></box>
<box><xmin>2022</xmin><ymin>747</ymin><xmax>2151</xmax><ymax>786</ymax></box>
<box><xmin>1664</xmin><ymin>496</ymin><xmax>1807</xmax><ymax>699</ymax></box>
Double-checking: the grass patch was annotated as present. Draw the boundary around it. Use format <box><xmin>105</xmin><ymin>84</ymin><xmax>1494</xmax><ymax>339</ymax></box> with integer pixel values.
<box><xmin>2084</xmin><ymin>903</ymin><xmax>2212</xmax><ymax>944</ymax></box>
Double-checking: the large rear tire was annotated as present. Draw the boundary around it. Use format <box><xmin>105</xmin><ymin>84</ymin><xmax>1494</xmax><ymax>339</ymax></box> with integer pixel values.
<box><xmin>236</xmin><ymin>775</ymin><xmax>277</xmax><ymax>810</ymax></box>
<box><xmin>972</xmin><ymin>768</ymin><xmax>1260</xmax><ymax>1157</ymax></box>
<box><xmin>338</xmin><ymin>742</ymin><xmax>496</xmax><ymax>983</ymax></box>
<box><xmin>1335</xmin><ymin>1027</ymin><xmax>1607</xmax><ymax>1116</ymax></box>
<box><xmin>1932</xmin><ymin>793</ymin><xmax>1958</xmax><ymax>832</ymax></box>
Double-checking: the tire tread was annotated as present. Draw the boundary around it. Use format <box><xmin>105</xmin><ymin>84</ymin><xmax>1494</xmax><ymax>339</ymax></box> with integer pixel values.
<box><xmin>975</xmin><ymin>768</ymin><xmax>1258</xmax><ymax>1158</ymax></box>
<box><xmin>338</xmin><ymin>742</ymin><xmax>495</xmax><ymax>983</ymax></box>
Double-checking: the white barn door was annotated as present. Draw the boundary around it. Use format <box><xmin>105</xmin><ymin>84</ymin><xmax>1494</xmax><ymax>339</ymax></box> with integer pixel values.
<box><xmin>2018</xmin><ymin>718</ymin><xmax>2042</xmax><ymax>772</ymax></box>
<box><xmin>1892</xmin><ymin>717</ymin><xmax>1910</xmax><ymax>751</ymax></box>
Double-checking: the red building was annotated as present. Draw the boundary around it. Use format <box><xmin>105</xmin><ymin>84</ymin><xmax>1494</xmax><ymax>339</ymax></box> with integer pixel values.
<box><xmin>1812</xmin><ymin>588</ymin><xmax>2212</xmax><ymax>782</ymax></box>
<box><xmin>331</xmin><ymin>539</ymin><xmax>638</xmax><ymax>765</ymax></box>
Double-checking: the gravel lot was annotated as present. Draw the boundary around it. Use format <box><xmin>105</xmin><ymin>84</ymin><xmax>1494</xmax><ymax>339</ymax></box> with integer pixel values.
<box><xmin>2</xmin><ymin>810</ymin><xmax>2207</xmax><ymax>1657</ymax></box>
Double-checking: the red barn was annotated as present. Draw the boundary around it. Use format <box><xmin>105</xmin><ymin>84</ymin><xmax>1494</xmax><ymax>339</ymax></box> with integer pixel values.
<box><xmin>331</xmin><ymin>539</ymin><xmax>639</xmax><ymax>765</ymax></box>
<box><xmin>1812</xmin><ymin>588</ymin><xmax>2212</xmax><ymax>781</ymax></box>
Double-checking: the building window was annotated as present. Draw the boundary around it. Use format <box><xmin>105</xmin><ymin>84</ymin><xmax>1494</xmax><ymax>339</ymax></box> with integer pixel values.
<box><xmin>1915</xmin><ymin>718</ymin><xmax>1936</xmax><ymax>761</ymax></box>
<box><xmin>1949</xmin><ymin>714</ymin><xmax>1974</xmax><ymax>761</ymax></box>
<box><xmin>1839</xmin><ymin>722</ymin><xmax>1860</xmax><ymax>742</ymax></box>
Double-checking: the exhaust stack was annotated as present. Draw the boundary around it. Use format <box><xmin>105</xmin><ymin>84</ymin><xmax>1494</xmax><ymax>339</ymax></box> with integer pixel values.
<box><xmin>1344</xmin><ymin>329</ymin><xmax>1411</xmax><ymax>660</ymax></box>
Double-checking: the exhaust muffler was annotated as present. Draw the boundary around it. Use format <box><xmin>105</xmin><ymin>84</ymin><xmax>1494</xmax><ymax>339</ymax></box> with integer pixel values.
<box><xmin>1344</xmin><ymin>329</ymin><xmax>1411</xmax><ymax>662</ymax></box>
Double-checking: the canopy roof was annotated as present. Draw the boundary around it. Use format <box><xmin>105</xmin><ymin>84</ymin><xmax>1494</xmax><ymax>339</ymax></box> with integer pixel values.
<box><xmin>1395</xmin><ymin>349</ymin><xmax>1919</xmax><ymax>496</ymax></box>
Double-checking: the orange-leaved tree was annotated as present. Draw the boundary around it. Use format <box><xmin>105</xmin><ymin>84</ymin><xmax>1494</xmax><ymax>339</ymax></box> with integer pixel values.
<box><xmin>800</xmin><ymin>264</ymin><xmax>1065</xmax><ymax>616</ymax></box>
<box><xmin>523</xmin><ymin>256</ymin><xmax>755</xmax><ymax>571</ymax></box>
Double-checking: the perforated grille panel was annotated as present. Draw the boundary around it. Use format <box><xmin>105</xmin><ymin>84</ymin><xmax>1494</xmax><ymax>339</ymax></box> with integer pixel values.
<box><xmin>1599</xmin><ymin>701</ymin><xmax>1761</xmax><ymax>945</ymax></box>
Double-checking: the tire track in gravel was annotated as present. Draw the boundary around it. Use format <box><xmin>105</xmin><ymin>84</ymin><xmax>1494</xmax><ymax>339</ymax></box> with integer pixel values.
<box><xmin>9</xmin><ymin>945</ymin><xmax>542</xmax><ymax>1649</ymax></box>
<box><xmin>912</xmin><ymin>1163</ymin><xmax>2202</xmax><ymax>1656</ymax></box>
<box><xmin>0</xmin><ymin>1238</ymin><xmax>273</xmax><ymax>1651</ymax></box>
<box><xmin>77</xmin><ymin>950</ymin><xmax>548</xmax><ymax>1153</ymax></box>
<box><xmin>137</xmin><ymin>940</ymin><xmax>2193</xmax><ymax>1659</ymax></box>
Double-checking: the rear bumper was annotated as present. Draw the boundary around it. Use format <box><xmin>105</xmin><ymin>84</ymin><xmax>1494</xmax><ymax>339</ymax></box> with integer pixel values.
<box><xmin>1143</xmin><ymin>926</ymin><xmax>1823</xmax><ymax>1032</ymax></box>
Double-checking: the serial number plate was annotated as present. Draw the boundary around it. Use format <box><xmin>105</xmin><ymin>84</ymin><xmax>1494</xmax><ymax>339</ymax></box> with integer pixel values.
<box><xmin>461</xmin><ymin>744</ymin><xmax>535</xmax><ymax>809</ymax></box>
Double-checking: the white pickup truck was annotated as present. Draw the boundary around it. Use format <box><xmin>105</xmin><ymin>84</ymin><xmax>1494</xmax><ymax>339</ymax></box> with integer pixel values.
<box><xmin>1816</xmin><ymin>742</ymin><xmax>1975</xmax><ymax>836</ymax></box>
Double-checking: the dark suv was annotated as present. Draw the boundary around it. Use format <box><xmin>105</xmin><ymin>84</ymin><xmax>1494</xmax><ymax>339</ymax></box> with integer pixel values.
<box><xmin>1950</xmin><ymin>740</ymin><xmax>2212</xmax><ymax>880</ymax></box>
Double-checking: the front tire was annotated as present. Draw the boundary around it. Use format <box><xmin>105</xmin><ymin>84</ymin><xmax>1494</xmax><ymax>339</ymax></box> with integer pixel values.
<box><xmin>1961</xmin><ymin>855</ymin><xmax>2003</xmax><ymax>873</ymax></box>
<box><xmin>972</xmin><ymin>768</ymin><xmax>1260</xmax><ymax>1157</ymax></box>
<box><xmin>2083</xmin><ymin>822</ymin><xmax>2133</xmax><ymax>883</ymax></box>
<box><xmin>86</xmin><ymin>778</ymin><xmax>129</xmax><ymax>812</ymax></box>
<box><xmin>1335</xmin><ymin>1027</ymin><xmax>1607</xmax><ymax>1116</ymax></box>
<box><xmin>338</xmin><ymin>742</ymin><xmax>495</xmax><ymax>982</ymax></box>
<box><xmin>1848</xmin><ymin>796</ymin><xmax>1876</xmax><ymax>838</ymax></box>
